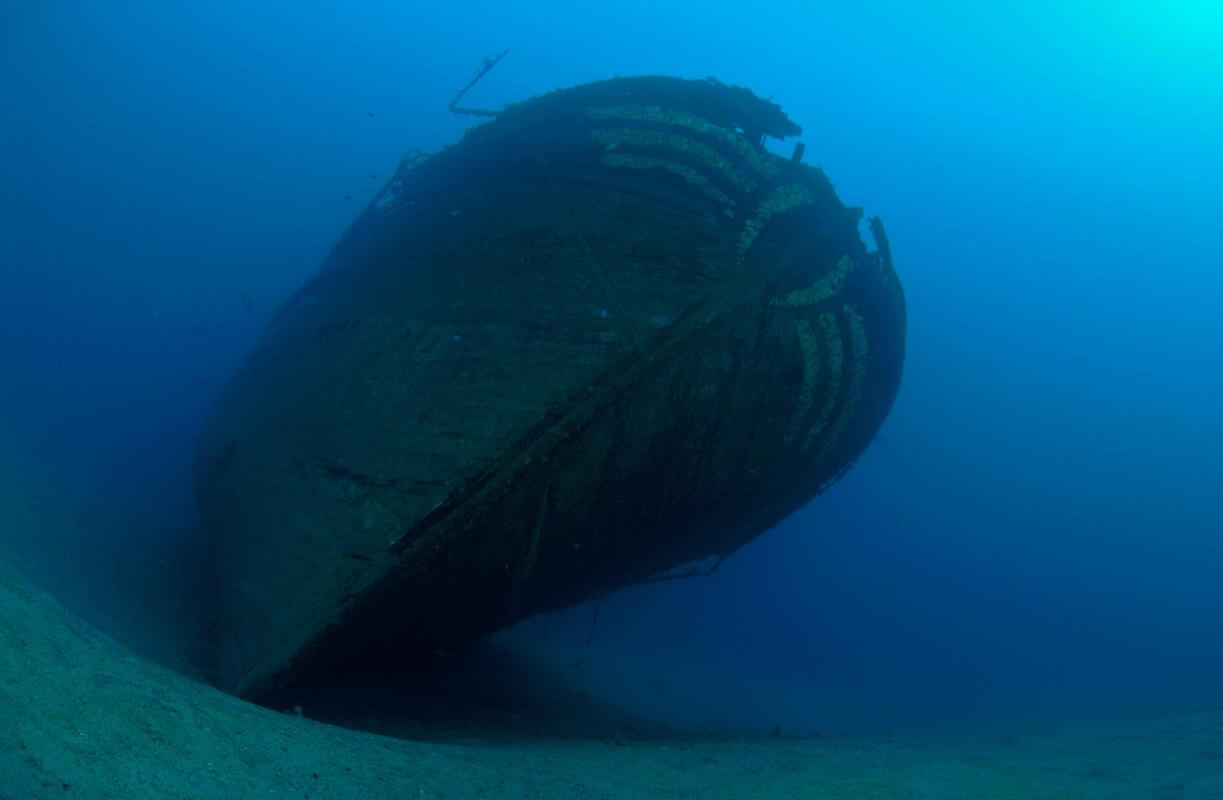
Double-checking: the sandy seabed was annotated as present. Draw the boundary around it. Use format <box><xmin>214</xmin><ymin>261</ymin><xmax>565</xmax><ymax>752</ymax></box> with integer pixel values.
<box><xmin>1</xmin><ymin>455</ymin><xmax>1221</xmax><ymax>799</ymax></box>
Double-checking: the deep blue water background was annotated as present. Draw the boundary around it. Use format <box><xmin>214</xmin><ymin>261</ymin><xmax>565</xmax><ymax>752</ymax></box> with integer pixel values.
<box><xmin>2</xmin><ymin>1</ymin><xmax>1220</xmax><ymax>731</ymax></box>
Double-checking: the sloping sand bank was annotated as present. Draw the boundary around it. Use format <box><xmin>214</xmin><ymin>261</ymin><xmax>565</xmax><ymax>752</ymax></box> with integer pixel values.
<box><xmin>1</xmin><ymin>460</ymin><xmax>1220</xmax><ymax>798</ymax></box>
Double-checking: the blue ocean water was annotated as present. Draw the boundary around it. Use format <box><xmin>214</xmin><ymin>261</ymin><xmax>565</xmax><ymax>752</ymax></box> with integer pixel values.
<box><xmin>1</xmin><ymin>0</ymin><xmax>1220</xmax><ymax>736</ymax></box>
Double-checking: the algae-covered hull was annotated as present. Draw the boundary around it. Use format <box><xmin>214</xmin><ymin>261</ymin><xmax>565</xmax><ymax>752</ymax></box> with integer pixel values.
<box><xmin>195</xmin><ymin>76</ymin><xmax>906</xmax><ymax>699</ymax></box>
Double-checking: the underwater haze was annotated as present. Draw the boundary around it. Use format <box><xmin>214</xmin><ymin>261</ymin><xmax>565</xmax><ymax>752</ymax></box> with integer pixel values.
<box><xmin>2</xmin><ymin>0</ymin><xmax>1222</xmax><ymax>743</ymax></box>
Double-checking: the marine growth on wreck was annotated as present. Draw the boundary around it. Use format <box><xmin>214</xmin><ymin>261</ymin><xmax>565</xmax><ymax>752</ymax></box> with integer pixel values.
<box><xmin>194</xmin><ymin>74</ymin><xmax>907</xmax><ymax>701</ymax></box>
